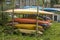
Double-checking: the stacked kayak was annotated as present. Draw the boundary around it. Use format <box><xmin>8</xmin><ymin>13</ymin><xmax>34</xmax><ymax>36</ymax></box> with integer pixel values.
<box><xmin>13</xmin><ymin>18</ymin><xmax>49</xmax><ymax>25</ymax></box>
<box><xmin>8</xmin><ymin>18</ymin><xmax>51</xmax><ymax>33</ymax></box>
<box><xmin>14</xmin><ymin>24</ymin><xmax>44</xmax><ymax>31</ymax></box>
<box><xmin>4</xmin><ymin>9</ymin><xmax>53</xmax><ymax>34</ymax></box>
<box><xmin>13</xmin><ymin>18</ymin><xmax>50</xmax><ymax>28</ymax></box>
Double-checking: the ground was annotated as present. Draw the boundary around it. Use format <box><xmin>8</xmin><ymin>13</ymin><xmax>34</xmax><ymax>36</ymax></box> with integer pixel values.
<box><xmin>0</xmin><ymin>22</ymin><xmax>60</xmax><ymax>40</ymax></box>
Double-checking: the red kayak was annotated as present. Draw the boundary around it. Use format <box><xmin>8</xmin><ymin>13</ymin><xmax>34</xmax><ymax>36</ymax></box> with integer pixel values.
<box><xmin>13</xmin><ymin>18</ymin><xmax>49</xmax><ymax>24</ymax></box>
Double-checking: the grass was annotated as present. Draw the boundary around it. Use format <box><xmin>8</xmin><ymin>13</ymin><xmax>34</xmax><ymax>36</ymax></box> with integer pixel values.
<box><xmin>0</xmin><ymin>22</ymin><xmax>60</xmax><ymax>40</ymax></box>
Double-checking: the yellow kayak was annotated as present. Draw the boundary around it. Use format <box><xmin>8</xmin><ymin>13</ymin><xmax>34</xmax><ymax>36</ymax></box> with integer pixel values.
<box><xmin>14</xmin><ymin>24</ymin><xmax>44</xmax><ymax>31</ymax></box>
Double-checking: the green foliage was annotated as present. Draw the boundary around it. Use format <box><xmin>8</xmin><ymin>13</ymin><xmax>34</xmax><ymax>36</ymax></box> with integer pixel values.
<box><xmin>50</xmin><ymin>0</ymin><xmax>55</xmax><ymax>7</ymax></box>
<box><xmin>3</xmin><ymin>26</ymin><xmax>21</xmax><ymax>35</ymax></box>
<box><xmin>3</xmin><ymin>26</ymin><xmax>14</xmax><ymax>34</ymax></box>
<box><xmin>54</xmin><ymin>0</ymin><xmax>59</xmax><ymax>4</ymax></box>
<box><xmin>0</xmin><ymin>0</ymin><xmax>14</xmax><ymax>26</ymax></box>
<box><xmin>0</xmin><ymin>0</ymin><xmax>5</xmax><ymax>4</ymax></box>
<box><xmin>0</xmin><ymin>12</ymin><xmax>9</xmax><ymax>26</ymax></box>
<box><xmin>50</xmin><ymin>0</ymin><xmax>59</xmax><ymax>7</ymax></box>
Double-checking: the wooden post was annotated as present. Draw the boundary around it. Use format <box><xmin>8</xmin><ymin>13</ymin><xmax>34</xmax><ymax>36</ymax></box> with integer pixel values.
<box><xmin>1</xmin><ymin>3</ymin><xmax>3</xmax><ymax>20</ymax></box>
<box><xmin>12</xmin><ymin>0</ymin><xmax>15</xmax><ymax>27</ymax></box>
<box><xmin>19</xmin><ymin>0</ymin><xmax>20</xmax><ymax>8</ymax></box>
<box><xmin>42</xmin><ymin>0</ymin><xmax>44</xmax><ymax>10</ymax></box>
<box><xmin>52</xmin><ymin>14</ymin><xmax>54</xmax><ymax>21</ymax></box>
<box><xmin>36</xmin><ymin>0</ymin><xmax>39</xmax><ymax>36</ymax></box>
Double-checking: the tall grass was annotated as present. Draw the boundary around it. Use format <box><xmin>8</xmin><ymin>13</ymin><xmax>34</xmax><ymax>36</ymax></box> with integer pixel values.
<box><xmin>0</xmin><ymin>22</ymin><xmax>60</xmax><ymax>40</ymax></box>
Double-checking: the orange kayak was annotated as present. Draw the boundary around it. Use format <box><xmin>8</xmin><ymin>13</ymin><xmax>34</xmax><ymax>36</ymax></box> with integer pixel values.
<box><xmin>13</xmin><ymin>18</ymin><xmax>49</xmax><ymax>24</ymax></box>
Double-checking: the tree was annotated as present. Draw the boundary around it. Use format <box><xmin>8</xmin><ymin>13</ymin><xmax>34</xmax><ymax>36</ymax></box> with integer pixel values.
<box><xmin>55</xmin><ymin>0</ymin><xmax>59</xmax><ymax>4</ymax></box>
<box><xmin>0</xmin><ymin>0</ymin><xmax>8</xmax><ymax>26</ymax></box>
<box><xmin>50</xmin><ymin>0</ymin><xmax>59</xmax><ymax>7</ymax></box>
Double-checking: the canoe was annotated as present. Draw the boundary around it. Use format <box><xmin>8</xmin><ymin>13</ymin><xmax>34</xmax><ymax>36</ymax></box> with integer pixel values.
<box><xmin>13</xmin><ymin>18</ymin><xmax>49</xmax><ymax>24</ymax></box>
<box><xmin>14</xmin><ymin>24</ymin><xmax>44</xmax><ymax>31</ymax></box>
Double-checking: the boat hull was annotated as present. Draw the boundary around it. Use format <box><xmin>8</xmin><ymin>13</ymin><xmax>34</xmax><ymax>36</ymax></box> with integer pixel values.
<box><xmin>14</xmin><ymin>24</ymin><xmax>44</xmax><ymax>31</ymax></box>
<box><xmin>14</xmin><ymin>18</ymin><xmax>49</xmax><ymax>24</ymax></box>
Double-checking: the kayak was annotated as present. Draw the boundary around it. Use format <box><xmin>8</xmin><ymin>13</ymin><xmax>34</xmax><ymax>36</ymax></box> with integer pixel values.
<box><xmin>17</xmin><ymin>29</ymin><xmax>43</xmax><ymax>34</ymax></box>
<box><xmin>14</xmin><ymin>24</ymin><xmax>44</xmax><ymax>31</ymax></box>
<box><xmin>4</xmin><ymin>9</ymin><xmax>54</xmax><ymax>15</ymax></box>
<box><xmin>13</xmin><ymin>18</ymin><xmax>49</xmax><ymax>24</ymax></box>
